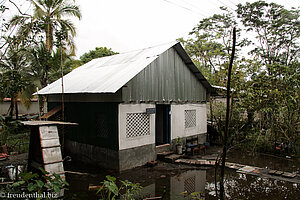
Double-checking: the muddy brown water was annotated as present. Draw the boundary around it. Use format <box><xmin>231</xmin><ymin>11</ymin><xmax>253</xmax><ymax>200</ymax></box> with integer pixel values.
<box><xmin>64</xmin><ymin>150</ymin><xmax>300</xmax><ymax>200</ymax></box>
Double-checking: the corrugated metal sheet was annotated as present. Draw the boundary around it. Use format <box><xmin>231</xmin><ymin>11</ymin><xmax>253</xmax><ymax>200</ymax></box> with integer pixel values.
<box><xmin>38</xmin><ymin>42</ymin><xmax>178</xmax><ymax>94</ymax></box>
<box><xmin>122</xmin><ymin>47</ymin><xmax>207</xmax><ymax>102</ymax></box>
<box><xmin>38</xmin><ymin>42</ymin><xmax>212</xmax><ymax>96</ymax></box>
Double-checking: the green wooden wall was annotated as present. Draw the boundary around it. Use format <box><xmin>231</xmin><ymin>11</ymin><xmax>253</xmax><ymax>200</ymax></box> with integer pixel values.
<box><xmin>48</xmin><ymin>102</ymin><xmax>119</xmax><ymax>150</ymax></box>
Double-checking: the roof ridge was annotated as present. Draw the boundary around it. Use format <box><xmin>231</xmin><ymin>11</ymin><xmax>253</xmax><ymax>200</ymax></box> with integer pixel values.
<box><xmin>118</xmin><ymin>41</ymin><xmax>178</xmax><ymax>55</ymax></box>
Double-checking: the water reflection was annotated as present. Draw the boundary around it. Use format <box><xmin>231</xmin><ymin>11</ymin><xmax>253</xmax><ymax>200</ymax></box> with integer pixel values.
<box><xmin>136</xmin><ymin>170</ymin><xmax>206</xmax><ymax>200</ymax></box>
<box><xmin>205</xmin><ymin>169</ymin><xmax>300</xmax><ymax>200</ymax></box>
<box><xmin>65</xmin><ymin>159</ymin><xmax>300</xmax><ymax>200</ymax></box>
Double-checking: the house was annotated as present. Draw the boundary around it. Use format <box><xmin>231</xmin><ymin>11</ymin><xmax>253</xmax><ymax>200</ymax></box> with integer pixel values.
<box><xmin>37</xmin><ymin>42</ymin><xmax>213</xmax><ymax>171</ymax></box>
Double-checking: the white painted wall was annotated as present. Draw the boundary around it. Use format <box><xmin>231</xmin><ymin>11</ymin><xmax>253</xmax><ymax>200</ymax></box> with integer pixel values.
<box><xmin>119</xmin><ymin>103</ymin><xmax>155</xmax><ymax>150</ymax></box>
<box><xmin>0</xmin><ymin>101</ymin><xmax>39</xmax><ymax>115</ymax></box>
<box><xmin>119</xmin><ymin>103</ymin><xmax>207</xmax><ymax>150</ymax></box>
<box><xmin>171</xmin><ymin>103</ymin><xmax>207</xmax><ymax>140</ymax></box>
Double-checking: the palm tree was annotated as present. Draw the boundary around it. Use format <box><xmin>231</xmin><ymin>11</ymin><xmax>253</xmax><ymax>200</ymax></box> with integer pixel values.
<box><xmin>0</xmin><ymin>43</ymin><xmax>32</xmax><ymax>119</ymax></box>
<box><xmin>28</xmin><ymin>42</ymin><xmax>72</xmax><ymax>87</ymax></box>
<box><xmin>10</xmin><ymin>0</ymin><xmax>81</xmax><ymax>54</ymax></box>
<box><xmin>10</xmin><ymin>0</ymin><xmax>81</xmax><ymax>87</ymax></box>
<box><xmin>7</xmin><ymin>0</ymin><xmax>81</xmax><ymax>118</ymax></box>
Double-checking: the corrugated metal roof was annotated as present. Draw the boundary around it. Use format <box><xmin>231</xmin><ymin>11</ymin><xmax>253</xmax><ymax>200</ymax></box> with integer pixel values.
<box><xmin>38</xmin><ymin>41</ymin><xmax>212</xmax><ymax>95</ymax></box>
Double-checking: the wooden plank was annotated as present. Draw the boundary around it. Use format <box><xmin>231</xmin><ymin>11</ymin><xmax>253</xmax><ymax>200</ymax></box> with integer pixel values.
<box><xmin>41</xmin><ymin>139</ymin><xmax>60</xmax><ymax>148</ymax></box>
<box><xmin>39</xmin><ymin>126</ymin><xmax>59</xmax><ymax>140</ymax></box>
<box><xmin>0</xmin><ymin>181</ymin><xmax>14</xmax><ymax>185</ymax></box>
<box><xmin>143</xmin><ymin>197</ymin><xmax>163</xmax><ymax>200</ymax></box>
<box><xmin>274</xmin><ymin>171</ymin><xmax>284</xmax><ymax>176</ymax></box>
<box><xmin>42</xmin><ymin>147</ymin><xmax>62</xmax><ymax>163</ymax></box>
<box><xmin>239</xmin><ymin>166</ymin><xmax>256</xmax><ymax>173</ymax></box>
<box><xmin>22</xmin><ymin>120</ymin><xmax>77</xmax><ymax>126</ymax></box>
<box><xmin>268</xmin><ymin>170</ymin><xmax>276</xmax><ymax>175</ymax></box>
<box><xmin>44</xmin><ymin>160</ymin><xmax>63</xmax><ymax>165</ymax></box>
<box><xmin>40</xmin><ymin>105</ymin><xmax>62</xmax><ymax>119</ymax></box>
<box><xmin>44</xmin><ymin>162</ymin><xmax>64</xmax><ymax>174</ymax></box>
<box><xmin>89</xmin><ymin>185</ymin><xmax>101</xmax><ymax>191</ymax></box>
<box><xmin>65</xmin><ymin>171</ymin><xmax>90</xmax><ymax>176</ymax></box>
<box><xmin>282</xmin><ymin>172</ymin><xmax>296</xmax><ymax>178</ymax></box>
<box><xmin>164</xmin><ymin>154</ymin><xmax>183</xmax><ymax>162</ymax></box>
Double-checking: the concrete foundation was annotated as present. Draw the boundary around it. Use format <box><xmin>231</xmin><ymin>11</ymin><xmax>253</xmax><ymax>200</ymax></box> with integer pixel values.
<box><xmin>66</xmin><ymin>140</ymin><xmax>156</xmax><ymax>171</ymax></box>
<box><xmin>65</xmin><ymin>140</ymin><xmax>119</xmax><ymax>170</ymax></box>
<box><xmin>119</xmin><ymin>144</ymin><xmax>156</xmax><ymax>171</ymax></box>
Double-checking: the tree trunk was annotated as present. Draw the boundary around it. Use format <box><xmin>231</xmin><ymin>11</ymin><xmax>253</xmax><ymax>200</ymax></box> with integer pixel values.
<box><xmin>9</xmin><ymin>96</ymin><xmax>15</xmax><ymax>119</ymax></box>
<box><xmin>15</xmin><ymin>100</ymin><xmax>18</xmax><ymax>120</ymax></box>
<box><xmin>219</xmin><ymin>27</ymin><xmax>236</xmax><ymax>200</ymax></box>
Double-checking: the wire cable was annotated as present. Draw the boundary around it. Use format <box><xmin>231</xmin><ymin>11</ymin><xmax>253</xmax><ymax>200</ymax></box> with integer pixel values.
<box><xmin>177</xmin><ymin>0</ymin><xmax>211</xmax><ymax>16</ymax></box>
<box><xmin>161</xmin><ymin>0</ymin><xmax>208</xmax><ymax>18</ymax></box>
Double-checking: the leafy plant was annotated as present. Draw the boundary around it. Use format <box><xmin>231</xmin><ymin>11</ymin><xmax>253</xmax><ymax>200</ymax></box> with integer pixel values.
<box><xmin>4</xmin><ymin>168</ymin><xmax>69</xmax><ymax>199</ymax></box>
<box><xmin>181</xmin><ymin>191</ymin><xmax>203</xmax><ymax>200</ymax></box>
<box><xmin>175</xmin><ymin>137</ymin><xmax>182</xmax><ymax>145</ymax></box>
<box><xmin>119</xmin><ymin>179</ymin><xmax>142</xmax><ymax>200</ymax></box>
<box><xmin>96</xmin><ymin>175</ymin><xmax>142</xmax><ymax>200</ymax></box>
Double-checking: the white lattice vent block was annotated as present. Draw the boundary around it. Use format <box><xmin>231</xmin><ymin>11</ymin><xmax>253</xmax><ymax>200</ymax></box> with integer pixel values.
<box><xmin>185</xmin><ymin>110</ymin><xmax>196</xmax><ymax>128</ymax></box>
<box><xmin>126</xmin><ymin>113</ymin><xmax>150</xmax><ymax>138</ymax></box>
<box><xmin>184</xmin><ymin>176</ymin><xmax>196</xmax><ymax>194</ymax></box>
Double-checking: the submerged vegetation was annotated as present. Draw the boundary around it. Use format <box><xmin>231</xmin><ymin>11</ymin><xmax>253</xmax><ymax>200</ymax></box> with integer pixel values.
<box><xmin>96</xmin><ymin>175</ymin><xmax>142</xmax><ymax>200</ymax></box>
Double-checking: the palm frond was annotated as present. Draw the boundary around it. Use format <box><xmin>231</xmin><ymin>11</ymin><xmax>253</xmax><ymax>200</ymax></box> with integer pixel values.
<box><xmin>30</xmin><ymin>0</ymin><xmax>47</xmax><ymax>17</ymax></box>
<box><xmin>52</xmin><ymin>4</ymin><xmax>81</xmax><ymax>20</ymax></box>
<box><xmin>59</xmin><ymin>19</ymin><xmax>76</xmax><ymax>36</ymax></box>
<box><xmin>9</xmin><ymin>15</ymin><xmax>30</xmax><ymax>29</ymax></box>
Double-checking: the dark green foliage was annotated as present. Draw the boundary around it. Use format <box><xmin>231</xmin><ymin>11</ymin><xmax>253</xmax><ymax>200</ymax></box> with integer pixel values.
<box><xmin>234</xmin><ymin>1</ymin><xmax>300</xmax><ymax>154</ymax></box>
<box><xmin>80</xmin><ymin>47</ymin><xmax>118</xmax><ymax>64</ymax></box>
<box><xmin>0</xmin><ymin>115</ymin><xmax>21</xmax><ymax>146</ymax></box>
<box><xmin>0</xmin><ymin>42</ymin><xmax>34</xmax><ymax>118</ymax></box>
<box><xmin>178</xmin><ymin>7</ymin><xmax>249</xmax><ymax>86</ymax></box>
<box><xmin>236</xmin><ymin>0</ymin><xmax>300</xmax><ymax>66</ymax></box>
<box><xmin>182</xmin><ymin>1</ymin><xmax>300</xmax><ymax>155</ymax></box>
<box><xmin>63</xmin><ymin>59</ymin><xmax>83</xmax><ymax>71</ymax></box>
<box><xmin>0</xmin><ymin>44</ymin><xmax>30</xmax><ymax>95</ymax></box>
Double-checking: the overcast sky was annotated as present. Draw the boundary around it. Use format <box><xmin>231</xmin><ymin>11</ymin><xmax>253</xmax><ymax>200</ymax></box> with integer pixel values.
<box><xmin>73</xmin><ymin>0</ymin><xmax>299</xmax><ymax>57</ymax></box>
<box><xmin>3</xmin><ymin>0</ymin><xmax>299</xmax><ymax>57</ymax></box>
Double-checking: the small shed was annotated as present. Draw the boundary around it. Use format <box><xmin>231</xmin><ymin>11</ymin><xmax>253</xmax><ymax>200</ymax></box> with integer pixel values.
<box><xmin>38</xmin><ymin>42</ymin><xmax>213</xmax><ymax>171</ymax></box>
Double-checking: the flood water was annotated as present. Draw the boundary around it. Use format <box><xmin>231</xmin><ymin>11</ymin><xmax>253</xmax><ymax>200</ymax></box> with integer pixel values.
<box><xmin>64</xmin><ymin>150</ymin><xmax>300</xmax><ymax>200</ymax></box>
